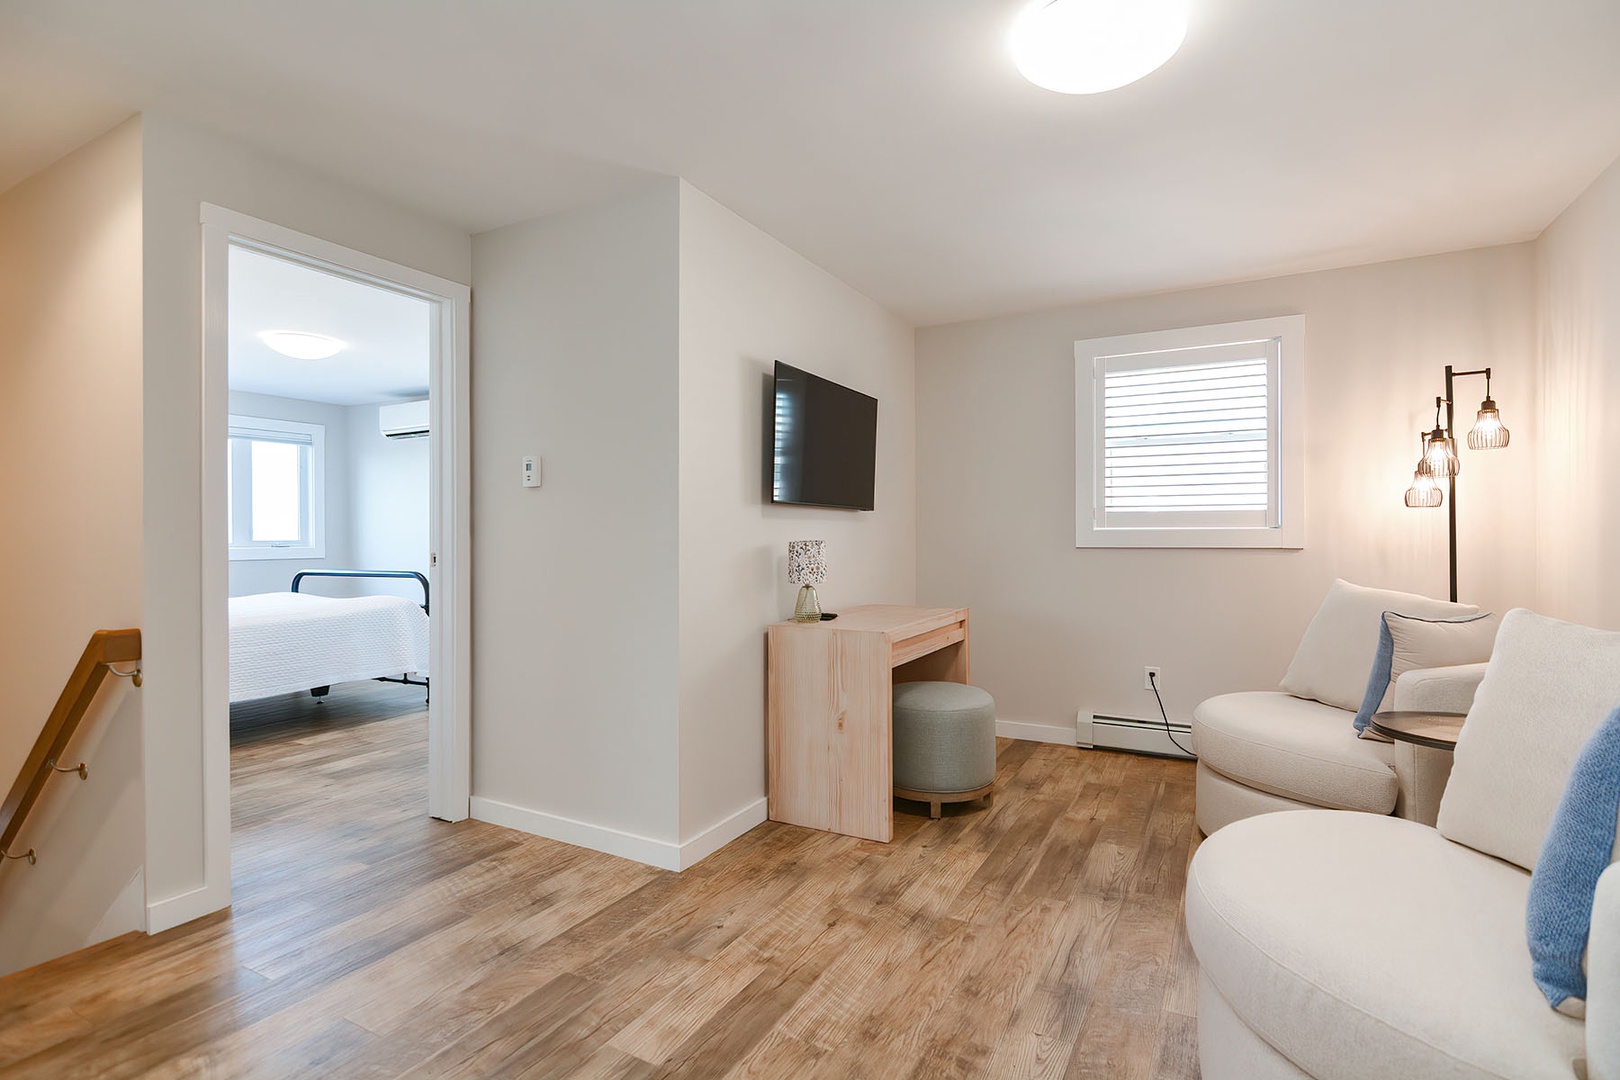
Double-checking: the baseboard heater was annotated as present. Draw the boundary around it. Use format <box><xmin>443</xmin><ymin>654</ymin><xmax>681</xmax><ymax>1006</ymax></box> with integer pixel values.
<box><xmin>1082</xmin><ymin>713</ymin><xmax>1196</xmax><ymax>761</ymax></box>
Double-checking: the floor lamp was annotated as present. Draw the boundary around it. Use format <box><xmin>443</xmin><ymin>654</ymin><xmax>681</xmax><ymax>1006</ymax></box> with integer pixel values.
<box><xmin>1402</xmin><ymin>365</ymin><xmax>1510</xmax><ymax>602</ymax></box>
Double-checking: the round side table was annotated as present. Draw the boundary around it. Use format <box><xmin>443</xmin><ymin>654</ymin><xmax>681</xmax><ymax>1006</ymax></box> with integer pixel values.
<box><xmin>1368</xmin><ymin>710</ymin><xmax>1464</xmax><ymax>750</ymax></box>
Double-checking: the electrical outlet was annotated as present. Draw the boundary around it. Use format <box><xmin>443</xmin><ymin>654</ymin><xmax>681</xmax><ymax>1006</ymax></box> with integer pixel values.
<box><xmin>1143</xmin><ymin>666</ymin><xmax>1162</xmax><ymax>691</ymax></box>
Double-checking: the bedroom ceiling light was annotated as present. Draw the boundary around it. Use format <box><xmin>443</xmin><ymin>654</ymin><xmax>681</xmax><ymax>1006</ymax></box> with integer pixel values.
<box><xmin>1009</xmin><ymin>0</ymin><xmax>1190</xmax><ymax>95</ymax></box>
<box><xmin>259</xmin><ymin>330</ymin><xmax>346</xmax><ymax>360</ymax></box>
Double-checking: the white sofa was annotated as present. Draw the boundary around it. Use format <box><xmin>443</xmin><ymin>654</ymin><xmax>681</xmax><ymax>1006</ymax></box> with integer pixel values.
<box><xmin>1194</xmin><ymin>579</ymin><xmax>1496</xmax><ymax>835</ymax></box>
<box><xmin>1193</xmin><ymin>662</ymin><xmax>1487</xmax><ymax>834</ymax></box>
<box><xmin>1187</xmin><ymin>610</ymin><xmax>1620</xmax><ymax>1080</ymax></box>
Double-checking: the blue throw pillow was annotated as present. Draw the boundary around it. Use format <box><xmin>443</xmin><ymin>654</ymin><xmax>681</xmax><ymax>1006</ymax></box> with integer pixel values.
<box><xmin>1527</xmin><ymin>704</ymin><xmax>1620</xmax><ymax>1016</ymax></box>
<box><xmin>1352</xmin><ymin>615</ymin><xmax>1398</xmax><ymax>735</ymax></box>
<box><xmin>1351</xmin><ymin>610</ymin><xmax>1496</xmax><ymax>736</ymax></box>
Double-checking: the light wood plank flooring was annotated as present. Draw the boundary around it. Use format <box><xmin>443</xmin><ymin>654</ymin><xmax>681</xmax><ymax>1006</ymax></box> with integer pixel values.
<box><xmin>0</xmin><ymin>681</ymin><xmax>1201</xmax><ymax>1078</ymax></box>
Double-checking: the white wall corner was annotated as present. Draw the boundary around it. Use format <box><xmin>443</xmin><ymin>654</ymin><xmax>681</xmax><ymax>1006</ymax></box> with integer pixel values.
<box><xmin>91</xmin><ymin>869</ymin><xmax>147</xmax><ymax>942</ymax></box>
<box><xmin>679</xmin><ymin>798</ymin><xmax>768</xmax><ymax>870</ymax></box>
<box><xmin>996</xmin><ymin>717</ymin><xmax>1080</xmax><ymax>746</ymax></box>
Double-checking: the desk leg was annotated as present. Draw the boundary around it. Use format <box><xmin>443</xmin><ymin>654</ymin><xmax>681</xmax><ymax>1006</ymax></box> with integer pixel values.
<box><xmin>767</xmin><ymin>628</ymin><xmax>893</xmax><ymax>842</ymax></box>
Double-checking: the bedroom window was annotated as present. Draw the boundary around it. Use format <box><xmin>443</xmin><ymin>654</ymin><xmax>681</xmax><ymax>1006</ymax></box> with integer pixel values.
<box><xmin>227</xmin><ymin>415</ymin><xmax>326</xmax><ymax>560</ymax></box>
<box><xmin>1075</xmin><ymin>315</ymin><xmax>1304</xmax><ymax>549</ymax></box>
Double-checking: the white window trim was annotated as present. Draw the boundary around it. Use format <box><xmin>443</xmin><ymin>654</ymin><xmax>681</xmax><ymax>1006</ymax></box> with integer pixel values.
<box><xmin>1075</xmin><ymin>315</ymin><xmax>1305</xmax><ymax>550</ymax></box>
<box><xmin>227</xmin><ymin>414</ymin><xmax>326</xmax><ymax>561</ymax></box>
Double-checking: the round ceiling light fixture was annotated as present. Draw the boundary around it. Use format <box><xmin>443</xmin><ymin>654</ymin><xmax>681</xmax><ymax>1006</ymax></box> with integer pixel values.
<box><xmin>1009</xmin><ymin>0</ymin><xmax>1190</xmax><ymax>95</ymax></box>
<box><xmin>259</xmin><ymin>330</ymin><xmax>347</xmax><ymax>360</ymax></box>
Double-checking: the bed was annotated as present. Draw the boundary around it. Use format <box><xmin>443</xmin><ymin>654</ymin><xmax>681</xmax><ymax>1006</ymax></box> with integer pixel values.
<box><xmin>228</xmin><ymin>570</ymin><xmax>430</xmax><ymax>704</ymax></box>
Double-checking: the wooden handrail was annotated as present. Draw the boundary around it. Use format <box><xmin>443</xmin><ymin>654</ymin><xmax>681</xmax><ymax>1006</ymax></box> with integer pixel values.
<box><xmin>0</xmin><ymin>629</ymin><xmax>141</xmax><ymax>864</ymax></box>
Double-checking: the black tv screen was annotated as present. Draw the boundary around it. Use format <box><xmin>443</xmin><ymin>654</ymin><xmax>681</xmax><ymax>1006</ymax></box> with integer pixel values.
<box><xmin>771</xmin><ymin>361</ymin><xmax>878</xmax><ymax>511</ymax></box>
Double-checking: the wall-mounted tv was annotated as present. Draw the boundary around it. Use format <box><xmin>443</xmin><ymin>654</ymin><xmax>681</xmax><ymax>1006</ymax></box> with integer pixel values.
<box><xmin>771</xmin><ymin>361</ymin><xmax>878</xmax><ymax>511</ymax></box>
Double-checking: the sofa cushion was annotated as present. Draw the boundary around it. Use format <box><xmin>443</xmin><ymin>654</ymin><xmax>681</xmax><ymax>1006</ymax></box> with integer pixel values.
<box><xmin>1186</xmin><ymin>810</ymin><xmax>1586</xmax><ymax>1080</ymax></box>
<box><xmin>1352</xmin><ymin>611</ymin><xmax>1499</xmax><ymax>735</ymax></box>
<box><xmin>1193</xmin><ymin>691</ymin><xmax>1397</xmax><ymax>814</ymax></box>
<box><xmin>1439</xmin><ymin>609</ymin><xmax>1620</xmax><ymax>873</ymax></box>
<box><xmin>1281</xmin><ymin>579</ymin><xmax>1478</xmax><ymax>712</ymax></box>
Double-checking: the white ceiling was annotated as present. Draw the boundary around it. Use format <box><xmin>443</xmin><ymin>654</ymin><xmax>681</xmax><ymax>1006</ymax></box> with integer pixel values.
<box><xmin>3</xmin><ymin>1</ymin><xmax>1619</xmax><ymax>325</ymax></box>
<box><xmin>229</xmin><ymin>246</ymin><xmax>430</xmax><ymax>407</ymax></box>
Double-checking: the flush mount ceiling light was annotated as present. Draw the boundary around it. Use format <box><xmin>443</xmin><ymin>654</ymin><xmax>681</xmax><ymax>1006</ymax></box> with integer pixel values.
<box><xmin>1009</xmin><ymin>0</ymin><xmax>1190</xmax><ymax>95</ymax></box>
<box><xmin>258</xmin><ymin>330</ymin><xmax>346</xmax><ymax>360</ymax></box>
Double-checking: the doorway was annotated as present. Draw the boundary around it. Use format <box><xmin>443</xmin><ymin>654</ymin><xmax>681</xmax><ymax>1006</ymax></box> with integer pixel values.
<box><xmin>198</xmin><ymin>206</ymin><xmax>470</xmax><ymax>913</ymax></box>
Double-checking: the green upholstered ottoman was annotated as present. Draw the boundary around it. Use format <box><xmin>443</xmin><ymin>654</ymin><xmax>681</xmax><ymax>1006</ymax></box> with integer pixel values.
<box><xmin>892</xmin><ymin>681</ymin><xmax>997</xmax><ymax>819</ymax></box>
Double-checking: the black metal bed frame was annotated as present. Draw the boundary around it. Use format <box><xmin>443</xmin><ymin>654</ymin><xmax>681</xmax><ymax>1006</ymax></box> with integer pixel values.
<box><xmin>289</xmin><ymin>570</ymin><xmax>430</xmax><ymax>698</ymax></box>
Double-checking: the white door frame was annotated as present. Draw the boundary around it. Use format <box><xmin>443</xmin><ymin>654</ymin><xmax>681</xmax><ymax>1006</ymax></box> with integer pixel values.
<box><xmin>198</xmin><ymin>204</ymin><xmax>471</xmax><ymax>910</ymax></box>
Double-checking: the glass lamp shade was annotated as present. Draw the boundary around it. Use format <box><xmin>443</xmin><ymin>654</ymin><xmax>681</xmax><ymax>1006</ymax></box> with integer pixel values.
<box><xmin>1467</xmin><ymin>399</ymin><xmax>1510</xmax><ymax>450</ymax></box>
<box><xmin>1404</xmin><ymin>470</ymin><xmax>1443</xmax><ymax>508</ymax></box>
<box><xmin>1419</xmin><ymin>431</ymin><xmax>1460</xmax><ymax>478</ymax></box>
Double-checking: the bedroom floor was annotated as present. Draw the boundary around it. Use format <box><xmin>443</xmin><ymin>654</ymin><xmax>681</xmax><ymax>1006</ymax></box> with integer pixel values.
<box><xmin>0</xmin><ymin>687</ymin><xmax>1201</xmax><ymax>1079</ymax></box>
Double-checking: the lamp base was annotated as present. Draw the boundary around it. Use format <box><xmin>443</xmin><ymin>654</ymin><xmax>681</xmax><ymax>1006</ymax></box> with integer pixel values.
<box><xmin>793</xmin><ymin>584</ymin><xmax>823</xmax><ymax>623</ymax></box>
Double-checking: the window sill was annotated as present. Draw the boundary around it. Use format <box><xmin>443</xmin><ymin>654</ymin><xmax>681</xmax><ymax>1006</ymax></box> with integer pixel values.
<box><xmin>1075</xmin><ymin>527</ymin><xmax>1303</xmax><ymax>550</ymax></box>
<box><xmin>229</xmin><ymin>547</ymin><xmax>325</xmax><ymax>561</ymax></box>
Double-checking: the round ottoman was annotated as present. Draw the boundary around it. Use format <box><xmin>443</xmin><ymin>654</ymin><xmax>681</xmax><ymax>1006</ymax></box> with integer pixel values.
<box><xmin>892</xmin><ymin>681</ymin><xmax>997</xmax><ymax>819</ymax></box>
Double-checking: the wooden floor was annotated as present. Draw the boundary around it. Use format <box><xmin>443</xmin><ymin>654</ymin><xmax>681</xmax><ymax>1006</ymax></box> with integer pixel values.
<box><xmin>0</xmin><ymin>681</ymin><xmax>1201</xmax><ymax>1079</ymax></box>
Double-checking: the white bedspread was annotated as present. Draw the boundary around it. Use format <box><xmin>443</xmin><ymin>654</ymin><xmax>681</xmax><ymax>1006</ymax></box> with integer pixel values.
<box><xmin>229</xmin><ymin>592</ymin><xmax>429</xmax><ymax>703</ymax></box>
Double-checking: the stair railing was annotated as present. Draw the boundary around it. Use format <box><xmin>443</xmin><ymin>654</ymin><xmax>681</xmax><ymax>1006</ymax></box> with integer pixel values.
<box><xmin>0</xmin><ymin>629</ymin><xmax>141</xmax><ymax>865</ymax></box>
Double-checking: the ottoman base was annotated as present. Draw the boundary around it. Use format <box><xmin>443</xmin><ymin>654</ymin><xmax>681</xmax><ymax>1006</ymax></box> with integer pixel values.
<box><xmin>894</xmin><ymin>781</ymin><xmax>995</xmax><ymax>820</ymax></box>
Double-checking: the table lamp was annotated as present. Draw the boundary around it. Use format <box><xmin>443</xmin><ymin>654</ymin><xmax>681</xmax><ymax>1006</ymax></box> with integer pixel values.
<box><xmin>788</xmin><ymin>540</ymin><xmax>827</xmax><ymax>622</ymax></box>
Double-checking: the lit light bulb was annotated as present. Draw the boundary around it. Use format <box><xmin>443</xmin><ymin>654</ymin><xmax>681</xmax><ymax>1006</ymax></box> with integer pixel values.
<box><xmin>1420</xmin><ymin>431</ymin><xmax>1459</xmax><ymax>478</ymax></box>
<box><xmin>1404</xmin><ymin>470</ymin><xmax>1443</xmax><ymax>508</ymax></box>
<box><xmin>1467</xmin><ymin>398</ymin><xmax>1510</xmax><ymax>450</ymax></box>
<box><xmin>1009</xmin><ymin>0</ymin><xmax>1190</xmax><ymax>95</ymax></box>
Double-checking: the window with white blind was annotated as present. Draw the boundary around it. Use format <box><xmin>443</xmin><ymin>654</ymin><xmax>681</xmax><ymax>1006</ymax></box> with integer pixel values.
<box><xmin>227</xmin><ymin>415</ymin><xmax>326</xmax><ymax>560</ymax></box>
<box><xmin>1075</xmin><ymin>316</ymin><xmax>1304</xmax><ymax>549</ymax></box>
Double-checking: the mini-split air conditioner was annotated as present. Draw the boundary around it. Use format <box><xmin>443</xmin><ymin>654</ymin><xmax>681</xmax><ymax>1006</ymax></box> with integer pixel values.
<box><xmin>378</xmin><ymin>399</ymin><xmax>430</xmax><ymax>439</ymax></box>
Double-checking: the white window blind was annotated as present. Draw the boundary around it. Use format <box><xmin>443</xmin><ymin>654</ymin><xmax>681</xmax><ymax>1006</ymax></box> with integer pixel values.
<box><xmin>1100</xmin><ymin>342</ymin><xmax>1276</xmax><ymax>529</ymax></box>
<box><xmin>1075</xmin><ymin>316</ymin><xmax>1304</xmax><ymax>549</ymax></box>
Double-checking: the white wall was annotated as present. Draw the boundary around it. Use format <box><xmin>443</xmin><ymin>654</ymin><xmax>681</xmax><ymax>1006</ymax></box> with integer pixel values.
<box><xmin>676</xmin><ymin>182</ymin><xmax>916</xmax><ymax>847</ymax></box>
<box><xmin>0</xmin><ymin>118</ymin><xmax>147</xmax><ymax>974</ymax></box>
<box><xmin>140</xmin><ymin>113</ymin><xmax>471</xmax><ymax>927</ymax></box>
<box><xmin>916</xmin><ymin>244</ymin><xmax>1538</xmax><ymax>735</ymax></box>
<box><xmin>225</xmin><ymin>391</ymin><xmax>354</xmax><ymax>597</ymax></box>
<box><xmin>1535</xmin><ymin>154</ymin><xmax>1620</xmax><ymax>629</ymax></box>
<box><xmin>470</xmin><ymin>181</ymin><xmax>683</xmax><ymax>854</ymax></box>
<box><xmin>345</xmin><ymin>403</ymin><xmax>431</xmax><ymax>603</ymax></box>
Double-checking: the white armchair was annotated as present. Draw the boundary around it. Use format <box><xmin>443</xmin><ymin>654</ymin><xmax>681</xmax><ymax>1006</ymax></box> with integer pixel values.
<box><xmin>1189</xmin><ymin>609</ymin><xmax>1620</xmax><ymax>1080</ymax></box>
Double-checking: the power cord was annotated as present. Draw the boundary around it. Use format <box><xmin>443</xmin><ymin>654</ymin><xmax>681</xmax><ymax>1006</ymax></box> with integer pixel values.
<box><xmin>1148</xmin><ymin>670</ymin><xmax>1195</xmax><ymax>757</ymax></box>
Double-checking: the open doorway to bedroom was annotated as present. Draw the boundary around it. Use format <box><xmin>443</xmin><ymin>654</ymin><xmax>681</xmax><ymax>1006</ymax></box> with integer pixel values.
<box><xmin>225</xmin><ymin>244</ymin><xmax>435</xmax><ymax>836</ymax></box>
<box><xmin>198</xmin><ymin>206</ymin><xmax>471</xmax><ymax>914</ymax></box>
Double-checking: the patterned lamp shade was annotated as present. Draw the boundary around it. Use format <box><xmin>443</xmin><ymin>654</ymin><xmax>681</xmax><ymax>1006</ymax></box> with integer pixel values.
<box><xmin>787</xmin><ymin>540</ymin><xmax>827</xmax><ymax>586</ymax></box>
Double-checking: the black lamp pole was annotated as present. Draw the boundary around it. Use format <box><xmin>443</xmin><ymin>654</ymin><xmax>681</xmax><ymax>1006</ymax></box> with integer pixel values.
<box><xmin>1442</xmin><ymin>364</ymin><xmax>1495</xmax><ymax>604</ymax></box>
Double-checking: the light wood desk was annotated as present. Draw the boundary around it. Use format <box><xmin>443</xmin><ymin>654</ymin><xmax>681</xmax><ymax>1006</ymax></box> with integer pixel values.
<box><xmin>766</xmin><ymin>604</ymin><xmax>970</xmax><ymax>842</ymax></box>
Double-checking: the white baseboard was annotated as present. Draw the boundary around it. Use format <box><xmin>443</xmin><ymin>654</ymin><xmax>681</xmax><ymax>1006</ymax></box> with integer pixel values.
<box><xmin>996</xmin><ymin>718</ymin><xmax>1078</xmax><ymax>746</ymax></box>
<box><xmin>146</xmin><ymin>880</ymin><xmax>230</xmax><ymax>935</ymax></box>
<box><xmin>470</xmin><ymin>795</ymin><xmax>768</xmax><ymax>872</ymax></box>
<box><xmin>471</xmin><ymin>796</ymin><xmax>681</xmax><ymax>870</ymax></box>
<box><xmin>679</xmin><ymin>798</ymin><xmax>768</xmax><ymax>869</ymax></box>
